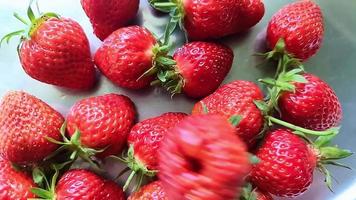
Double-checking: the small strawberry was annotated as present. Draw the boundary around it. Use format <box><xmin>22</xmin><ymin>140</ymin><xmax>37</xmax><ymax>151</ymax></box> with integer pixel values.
<box><xmin>128</xmin><ymin>181</ymin><xmax>167</xmax><ymax>200</ymax></box>
<box><xmin>0</xmin><ymin>156</ymin><xmax>36</xmax><ymax>199</ymax></box>
<box><xmin>95</xmin><ymin>26</ymin><xmax>159</xmax><ymax>89</ymax></box>
<box><xmin>118</xmin><ymin>112</ymin><xmax>186</xmax><ymax>191</ymax></box>
<box><xmin>192</xmin><ymin>80</ymin><xmax>264</xmax><ymax>147</ymax></box>
<box><xmin>267</xmin><ymin>0</ymin><xmax>324</xmax><ymax>61</ymax></box>
<box><xmin>150</xmin><ymin>0</ymin><xmax>264</xmax><ymax>40</ymax></box>
<box><xmin>158</xmin><ymin>114</ymin><xmax>251</xmax><ymax>200</ymax></box>
<box><xmin>251</xmin><ymin>129</ymin><xmax>352</xmax><ymax>197</ymax></box>
<box><xmin>156</xmin><ymin>41</ymin><xmax>233</xmax><ymax>98</ymax></box>
<box><xmin>81</xmin><ymin>0</ymin><xmax>139</xmax><ymax>41</ymax></box>
<box><xmin>0</xmin><ymin>91</ymin><xmax>64</xmax><ymax>165</ymax></box>
<box><xmin>1</xmin><ymin>4</ymin><xmax>96</xmax><ymax>90</ymax></box>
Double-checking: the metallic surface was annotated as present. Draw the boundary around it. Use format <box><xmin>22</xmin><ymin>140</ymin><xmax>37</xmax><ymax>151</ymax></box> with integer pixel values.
<box><xmin>0</xmin><ymin>0</ymin><xmax>355</xmax><ymax>199</ymax></box>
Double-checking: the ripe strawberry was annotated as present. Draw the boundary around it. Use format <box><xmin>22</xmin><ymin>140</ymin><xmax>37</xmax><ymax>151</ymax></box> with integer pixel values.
<box><xmin>0</xmin><ymin>156</ymin><xmax>36</xmax><ymax>199</ymax></box>
<box><xmin>150</xmin><ymin>0</ymin><xmax>264</xmax><ymax>40</ymax></box>
<box><xmin>279</xmin><ymin>73</ymin><xmax>342</xmax><ymax>131</ymax></box>
<box><xmin>157</xmin><ymin>41</ymin><xmax>233</xmax><ymax>98</ymax></box>
<box><xmin>251</xmin><ymin>129</ymin><xmax>351</xmax><ymax>197</ymax></box>
<box><xmin>66</xmin><ymin>94</ymin><xmax>136</xmax><ymax>158</ymax></box>
<box><xmin>158</xmin><ymin>114</ymin><xmax>251</xmax><ymax>200</ymax></box>
<box><xmin>81</xmin><ymin>0</ymin><xmax>139</xmax><ymax>41</ymax></box>
<box><xmin>267</xmin><ymin>0</ymin><xmax>324</xmax><ymax>60</ymax></box>
<box><xmin>0</xmin><ymin>91</ymin><xmax>64</xmax><ymax>164</ymax></box>
<box><xmin>95</xmin><ymin>26</ymin><xmax>158</xmax><ymax>89</ymax></box>
<box><xmin>2</xmin><ymin>7</ymin><xmax>96</xmax><ymax>90</ymax></box>
<box><xmin>192</xmin><ymin>80</ymin><xmax>264</xmax><ymax>147</ymax></box>
<box><xmin>128</xmin><ymin>181</ymin><xmax>167</xmax><ymax>200</ymax></box>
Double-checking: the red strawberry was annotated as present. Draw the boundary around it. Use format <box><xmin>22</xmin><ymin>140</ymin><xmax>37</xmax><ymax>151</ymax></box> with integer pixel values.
<box><xmin>66</xmin><ymin>94</ymin><xmax>136</xmax><ymax>158</ymax></box>
<box><xmin>120</xmin><ymin>112</ymin><xmax>187</xmax><ymax>190</ymax></box>
<box><xmin>0</xmin><ymin>91</ymin><xmax>64</xmax><ymax>164</ymax></box>
<box><xmin>157</xmin><ymin>41</ymin><xmax>233</xmax><ymax>98</ymax></box>
<box><xmin>81</xmin><ymin>0</ymin><xmax>139</xmax><ymax>41</ymax></box>
<box><xmin>0</xmin><ymin>156</ymin><xmax>36</xmax><ymax>199</ymax></box>
<box><xmin>150</xmin><ymin>0</ymin><xmax>264</xmax><ymax>40</ymax></box>
<box><xmin>267</xmin><ymin>0</ymin><xmax>324</xmax><ymax>60</ymax></box>
<box><xmin>95</xmin><ymin>26</ymin><xmax>158</xmax><ymax>89</ymax></box>
<box><xmin>192</xmin><ymin>80</ymin><xmax>264</xmax><ymax>148</ymax></box>
<box><xmin>2</xmin><ymin>7</ymin><xmax>96</xmax><ymax>90</ymax></box>
<box><xmin>128</xmin><ymin>181</ymin><xmax>167</xmax><ymax>200</ymax></box>
<box><xmin>279</xmin><ymin>73</ymin><xmax>342</xmax><ymax>131</ymax></box>
<box><xmin>158</xmin><ymin>114</ymin><xmax>251</xmax><ymax>200</ymax></box>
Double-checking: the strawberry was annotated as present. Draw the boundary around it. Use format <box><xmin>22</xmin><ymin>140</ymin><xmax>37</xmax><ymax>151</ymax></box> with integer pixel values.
<box><xmin>156</xmin><ymin>41</ymin><xmax>233</xmax><ymax>98</ymax></box>
<box><xmin>95</xmin><ymin>26</ymin><xmax>158</xmax><ymax>90</ymax></box>
<box><xmin>279</xmin><ymin>73</ymin><xmax>342</xmax><ymax>131</ymax></box>
<box><xmin>119</xmin><ymin>112</ymin><xmax>187</xmax><ymax>191</ymax></box>
<box><xmin>267</xmin><ymin>0</ymin><xmax>324</xmax><ymax>61</ymax></box>
<box><xmin>0</xmin><ymin>91</ymin><xmax>64</xmax><ymax>164</ymax></box>
<box><xmin>81</xmin><ymin>0</ymin><xmax>139</xmax><ymax>41</ymax></box>
<box><xmin>192</xmin><ymin>80</ymin><xmax>264</xmax><ymax>147</ymax></box>
<box><xmin>0</xmin><ymin>156</ymin><xmax>36</xmax><ymax>199</ymax></box>
<box><xmin>251</xmin><ymin>129</ymin><xmax>352</xmax><ymax>197</ymax></box>
<box><xmin>158</xmin><ymin>114</ymin><xmax>251</xmax><ymax>200</ymax></box>
<box><xmin>128</xmin><ymin>181</ymin><xmax>167</xmax><ymax>200</ymax></box>
<box><xmin>150</xmin><ymin>0</ymin><xmax>264</xmax><ymax>40</ymax></box>
<box><xmin>1</xmin><ymin>5</ymin><xmax>96</xmax><ymax>90</ymax></box>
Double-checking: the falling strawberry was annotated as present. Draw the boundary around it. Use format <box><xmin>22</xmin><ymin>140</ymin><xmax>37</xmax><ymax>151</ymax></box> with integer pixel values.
<box><xmin>128</xmin><ymin>181</ymin><xmax>167</xmax><ymax>200</ymax></box>
<box><xmin>267</xmin><ymin>0</ymin><xmax>324</xmax><ymax>61</ymax></box>
<box><xmin>251</xmin><ymin>129</ymin><xmax>352</xmax><ymax>197</ymax></box>
<box><xmin>192</xmin><ymin>80</ymin><xmax>264</xmax><ymax>147</ymax></box>
<box><xmin>118</xmin><ymin>112</ymin><xmax>186</xmax><ymax>191</ymax></box>
<box><xmin>158</xmin><ymin>114</ymin><xmax>251</xmax><ymax>200</ymax></box>
<box><xmin>81</xmin><ymin>0</ymin><xmax>139</xmax><ymax>41</ymax></box>
<box><xmin>0</xmin><ymin>91</ymin><xmax>64</xmax><ymax>165</ymax></box>
<box><xmin>1</xmin><ymin>4</ymin><xmax>96</xmax><ymax>90</ymax></box>
<box><xmin>0</xmin><ymin>156</ymin><xmax>37</xmax><ymax>199</ymax></box>
<box><xmin>150</xmin><ymin>0</ymin><xmax>264</xmax><ymax>40</ymax></box>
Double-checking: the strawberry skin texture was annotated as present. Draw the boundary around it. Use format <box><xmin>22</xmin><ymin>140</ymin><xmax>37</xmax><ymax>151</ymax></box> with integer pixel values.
<box><xmin>20</xmin><ymin>18</ymin><xmax>96</xmax><ymax>90</ymax></box>
<box><xmin>128</xmin><ymin>181</ymin><xmax>167</xmax><ymax>200</ymax></box>
<box><xmin>251</xmin><ymin>129</ymin><xmax>317</xmax><ymax>197</ymax></box>
<box><xmin>128</xmin><ymin>112</ymin><xmax>187</xmax><ymax>170</ymax></box>
<box><xmin>279</xmin><ymin>73</ymin><xmax>342</xmax><ymax>131</ymax></box>
<box><xmin>81</xmin><ymin>0</ymin><xmax>139</xmax><ymax>41</ymax></box>
<box><xmin>159</xmin><ymin>114</ymin><xmax>251</xmax><ymax>200</ymax></box>
<box><xmin>0</xmin><ymin>156</ymin><xmax>36</xmax><ymax>199</ymax></box>
<box><xmin>56</xmin><ymin>169</ymin><xmax>125</xmax><ymax>200</ymax></box>
<box><xmin>183</xmin><ymin>0</ymin><xmax>264</xmax><ymax>40</ymax></box>
<box><xmin>267</xmin><ymin>0</ymin><xmax>324</xmax><ymax>60</ymax></box>
<box><xmin>95</xmin><ymin>26</ymin><xmax>157</xmax><ymax>89</ymax></box>
<box><xmin>192</xmin><ymin>81</ymin><xmax>264</xmax><ymax>148</ymax></box>
<box><xmin>174</xmin><ymin>41</ymin><xmax>233</xmax><ymax>98</ymax></box>
<box><xmin>0</xmin><ymin>91</ymin><xmax>64</xmax><ymax>164</ymax></box>
<box><xmin>67</xmin><ymin>94</ymin><xmax>136</xmax><ymax>158</ymax></box>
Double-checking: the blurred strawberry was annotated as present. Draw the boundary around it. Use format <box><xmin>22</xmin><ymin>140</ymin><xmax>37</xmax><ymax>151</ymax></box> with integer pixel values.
<box><xmin>128</xmin><ymin>181</ymin><xmax>167</xmax><ymax>200</ymax></box>
<box><xmin>81</xmin><ymin>0</ymin><xmax>139</xmax><ymax>40</ymax></box>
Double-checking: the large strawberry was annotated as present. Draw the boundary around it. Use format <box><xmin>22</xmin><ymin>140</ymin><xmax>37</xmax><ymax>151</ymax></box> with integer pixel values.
<box><xmin>1</xmin><ymin>5</ymin><xmax>96</xmax><ymax>90</ymax></box>
<box><xmin>119</xmin><ymin>112</ymin><xmax>186</xmax><ymax>190</ymax></box>
<box><xmin>158</xmin><ymin>114</ymin><xmax>251</xmax><ymax>200</ymax></box>
<box><xmin>150</xmin><ymin>0</ymin><xmax>264</xmax><ymax>40</ymax></box>
<box><xmin>267</xmin><ymin>0</ymin><xmax>324</xmax><ymax>61</ymax></box>
<box><xmin>251</xmin><ymin>129</ymin><xmax>351</xmax><ymax>197</ymax></box>
<box><xmin>0</xmin><ymin>91</ymin><xmax>64</xmax><ymax>164</ymax></box>
<box><xmin>95</xmin><ymin>26</ymin><xmax>159</xmax><ymax>89</ymax></box>
<box><xmin>156</xmin><ymin>41</ymin><xmax>233</xmax><ymax>98</ymax></box>
<box><xmin>81</xmin><ymin>0</ymin><xmax>139</xmax><ymax>41</ymax></box>
<box><xmin>128</xmin><ymin>181</ymin><xmax>167</xmax><ymax>200</ymax></box>
<box><xmin>192</xmin><ymin>80</ymin><xmax>264</xmax><ymax>147</ymax></box>
<box><xmin>0</xmin><ymin>156</ymin><xmax>37</xmax><ymax>199</ymax></box>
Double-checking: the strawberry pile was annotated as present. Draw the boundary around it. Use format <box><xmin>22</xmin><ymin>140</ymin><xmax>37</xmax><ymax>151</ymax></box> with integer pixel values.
<box><xmin>0</xmin><ymin>0</ymin><xmax>352</xmax><ymax>200</ymax></box>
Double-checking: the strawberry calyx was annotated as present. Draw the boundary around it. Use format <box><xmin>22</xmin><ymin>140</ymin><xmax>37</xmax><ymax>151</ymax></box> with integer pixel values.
<box><xmin>239</xmin><ymin>183</ymin><xmax>260</xmax><ymax>200</ymax></box>
<box><xmin>111</xmin><ymin>145</ymin><xmax>158</xmax><ymax>192</ymax></box>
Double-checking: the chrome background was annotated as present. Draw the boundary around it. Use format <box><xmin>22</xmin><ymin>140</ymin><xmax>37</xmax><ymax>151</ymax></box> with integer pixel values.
<box><xmin>0</xmin><ymin>1</ymin><xmax>355</xmax><ymax>199</ymax></box>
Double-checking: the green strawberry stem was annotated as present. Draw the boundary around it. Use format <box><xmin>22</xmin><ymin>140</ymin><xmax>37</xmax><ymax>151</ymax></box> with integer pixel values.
<box><xmin>240</xmin><ymin>183</ymin><xmax>258</xmax><ymax>200</ymax></box>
